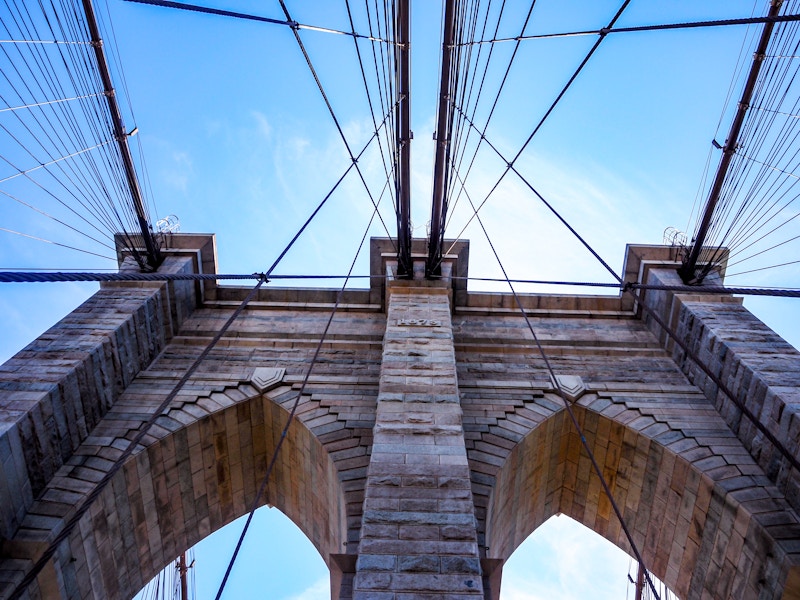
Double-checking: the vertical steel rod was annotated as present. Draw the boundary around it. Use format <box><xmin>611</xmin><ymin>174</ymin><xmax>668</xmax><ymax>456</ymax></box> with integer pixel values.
<box><xmin>396</xmin><ymin>0</ymin><xmax>413</xmax><ymax>277</ymax></box>
<box><xmin>179</xmin><ymin>552</ymin><xmax>189</xmax><ymax>600</ymax></box>
<box><xmin>426</xmin><ymin>0</ymin><xmax>457</xmax><ymax>277</ymax></box>
<box><xmin>634</xmin><ymin>562</ymin><xmax>645</xmax><ymax>600</ymax></box>
<box><xmin>81</xmin><ymin>0</ymin><xmax>162</xmax><ymax>270</ymax></box>
<box><xmin>679</xmin><ymin>0</ymin><xmax>782</xmax><ymax>283</ymax></box>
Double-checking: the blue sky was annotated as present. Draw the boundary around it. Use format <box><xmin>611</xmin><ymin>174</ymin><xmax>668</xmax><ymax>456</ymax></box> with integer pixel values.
<box><xmin>2</xmin><ymin>1</ymin><xmax>798</xmax><ymax>598</ymax></box>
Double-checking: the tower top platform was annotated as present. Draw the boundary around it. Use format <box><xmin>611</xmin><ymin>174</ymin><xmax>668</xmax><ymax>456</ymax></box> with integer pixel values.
<box><xmin>145</xmin><ymin>234</ymin><xmax>728</xmax><ymax>318</ymax></box>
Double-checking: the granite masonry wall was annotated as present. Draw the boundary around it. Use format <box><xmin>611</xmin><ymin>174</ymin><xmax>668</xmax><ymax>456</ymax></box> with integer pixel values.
<box><xmin>0</xmin><ymin>239</ymin><xmax>798</xmax><ymax>600</ymax></box>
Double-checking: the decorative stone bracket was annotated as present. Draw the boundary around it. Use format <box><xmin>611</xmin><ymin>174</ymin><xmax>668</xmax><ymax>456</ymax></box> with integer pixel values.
<box><xmin>250</xmin><ymin>367</ymin><xmax>287</xmax><ymax>393</ymax></box>
<box><xmin>547</xmin><ymin>374</ymin><xmax>588</xmax><ymax>402</ymax></box>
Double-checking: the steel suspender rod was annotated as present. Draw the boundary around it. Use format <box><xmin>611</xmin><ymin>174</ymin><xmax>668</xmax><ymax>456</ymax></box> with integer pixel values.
<box><xmin>396</xmin><ymin>0</ymin><xmax>413</xmax><ymax>277</ymax></box>
<box><xmin>427</xmin><ymin>0</ymin><xmax>457</xmax><ymax>278</ymax></box>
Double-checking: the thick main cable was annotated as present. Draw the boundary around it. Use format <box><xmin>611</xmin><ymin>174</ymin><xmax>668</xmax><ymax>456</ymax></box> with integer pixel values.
<box><xmin>3</xmin><ymin>270</ymin><xmax>799</xmax><ymax>298</ymax></box>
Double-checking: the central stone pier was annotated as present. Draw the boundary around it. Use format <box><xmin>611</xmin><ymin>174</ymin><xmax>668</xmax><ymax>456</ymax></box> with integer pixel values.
<box><xmin>352</xmin><ymin>279</ymin><xmax>484</xmax><ymax>598</ymax></box>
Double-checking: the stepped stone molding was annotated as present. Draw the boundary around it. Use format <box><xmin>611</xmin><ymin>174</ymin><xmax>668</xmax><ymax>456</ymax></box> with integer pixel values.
<box><xmin>637</xmin><ymin>254</ymin><xmax>800</xmax><ymax>516</ymax></box>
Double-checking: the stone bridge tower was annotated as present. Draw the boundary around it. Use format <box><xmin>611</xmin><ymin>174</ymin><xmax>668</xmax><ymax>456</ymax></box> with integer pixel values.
<box><xmin>1</xmin><ymin>234</ymin><xmax>799</xmax><ymax>599</ymax></box>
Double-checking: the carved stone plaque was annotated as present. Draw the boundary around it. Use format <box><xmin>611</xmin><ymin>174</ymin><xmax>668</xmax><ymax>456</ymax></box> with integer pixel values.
<box><xmin>397</xmin><ymin>318</ymin><xmax>442</xmax><ymax>327</ymax></box>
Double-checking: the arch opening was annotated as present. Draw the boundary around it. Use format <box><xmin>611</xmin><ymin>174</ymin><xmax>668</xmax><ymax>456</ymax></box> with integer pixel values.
<box><xmin>38</xmin><ymin>386</ymin><xmax>348</xmax><ymax>600</ymax></box>
<box><xmin>132</xmin><ymin>505</ymin><xmax>330</xmax><ymax>600</ymax></box>
<box><xmin>501</xmin><ymin>513</ymin><xmax>677</xmax><ymax>599</ymax></box>
<box><xmin>484</xmin><ymin>404</ymin><xmax>798</xmax><ymax>600</ymax></box>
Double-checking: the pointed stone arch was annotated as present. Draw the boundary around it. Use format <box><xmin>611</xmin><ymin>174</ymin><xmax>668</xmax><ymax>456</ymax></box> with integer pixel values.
<box><xmin>4</xmin><ymin>378</ymin><xmax>349</xmax><ymax>599</ymax></box>
<box><xmin>481</xmin><ymin>400</ymin><xmax>800</xmax><ymax>600</ymax></box>
<box><xmin>4</xmin><ymin>237</ymin><xmax>800</xmax><ymax>600</ymax></box>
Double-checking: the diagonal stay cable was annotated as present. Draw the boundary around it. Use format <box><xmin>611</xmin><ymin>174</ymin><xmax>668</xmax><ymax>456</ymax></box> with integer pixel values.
<box><xmin>453</xmin><ymin>168</ymin><xmax>662</xmax><ymax>599</ymax></box>
<box><xmin>123</xmin><ymin>0</ymin><xmax>395</xmax><ymax>42</ymax></box>
<box><xmin>274</xmin><ymin>0</ymin><xmax>396</xmax><ymax>252</ymax></box>
<box><xmin>0</xmin><ymin>91</ymin><xmax>104</xmax><ymax>112</ymax></box>
<box><xmin>7</xmin><ymin>275</ymin><xmax>267</xmax><ymax>600</ymax></box>
<box><xmin>441</xmin><ymin>0</ymin><xmax>632</xmax><ymax>267</ymax></box>
<box><xmin>726</xmin><ymin>257</ymin><xmax>800</xmax><ymax>277</ymax></box>
<box><xmin>0</xmin><ymin>138</ymin><xmax>114</xmax><ymax>184</ymax></box>
<box><xmin>264</xmin><ymin>97</ymin><xmax>399</xmax><ymax>276</ymax></box>
<box><xmin>449</xmin><ymin>124</ymin><xmax>800</xmax><ymax>479</ymax></box>
<box><xmin>446</xmin><ymin>104</ymin><xmax>622</xmax><ymax>280</ymax></box>
<box><xmin>213</xmin><ymin>170</ymin><xmax>385</xmax><ymax>600</ymax></box>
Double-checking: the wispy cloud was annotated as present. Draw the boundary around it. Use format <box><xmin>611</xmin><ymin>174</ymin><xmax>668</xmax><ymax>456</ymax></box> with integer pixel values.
<box><xmin>164</xmin><ymin>151</ymin><xmax>193</xmax><ymax>193</ymax></box>
<box><xmin>251</xmin><ymin>110</ymin><xmax>273</xmax><ymax>140</ymax></box>
<box><xmin>500</xmin><ymin>514</ymin><xmax>634</xmax><ymax>600</ymax></box>
<box><xmin>281</xmin><ymin>577</ymin><xmax>329</xmax><ymax>600</ymax></box>
<box><xmin>144</xmin><ymin>136</ymin><xmax>194</xmax><ymax>196</ymax></box>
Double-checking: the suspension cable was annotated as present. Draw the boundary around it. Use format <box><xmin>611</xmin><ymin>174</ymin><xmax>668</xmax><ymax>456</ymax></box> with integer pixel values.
<box><xmin>455</xmin><ymin>12</ymin><xmax>800</xmax><ymax>47</ymax></box>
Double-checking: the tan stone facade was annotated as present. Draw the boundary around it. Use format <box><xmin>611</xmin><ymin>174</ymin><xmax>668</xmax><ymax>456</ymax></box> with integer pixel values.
<box><xmin>0</xmin><ymin>237</ymin><xmax>799</xmax><ymax>599</ymax></box>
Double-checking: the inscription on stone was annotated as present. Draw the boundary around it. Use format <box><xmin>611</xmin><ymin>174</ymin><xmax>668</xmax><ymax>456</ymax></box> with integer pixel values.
<box><xmin>397</xmin><ymin>318</ymin><xmax>442</xmax><ymax>327</ymax></box>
